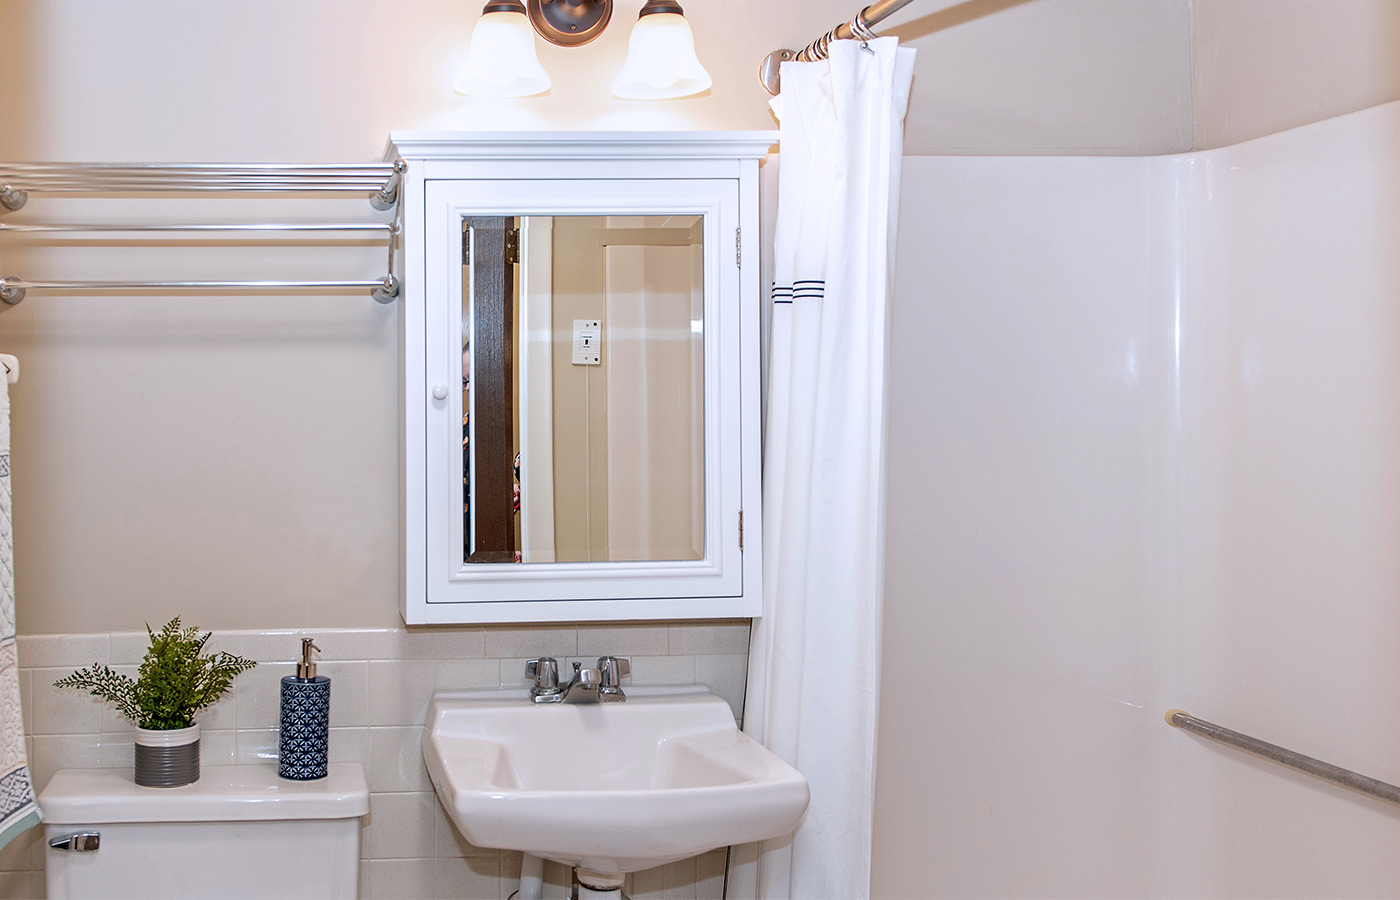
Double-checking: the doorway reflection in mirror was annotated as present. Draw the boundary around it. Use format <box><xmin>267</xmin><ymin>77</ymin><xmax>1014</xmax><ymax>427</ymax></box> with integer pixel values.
<box><xmin>461</xmin><ymin>214</ymin><xmax>706</xmax><ymax>566</ymax></box>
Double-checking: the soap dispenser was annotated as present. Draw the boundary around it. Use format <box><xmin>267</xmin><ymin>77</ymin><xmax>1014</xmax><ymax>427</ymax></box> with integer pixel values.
<box><xmin>279</xmin><ymin>638</ymin><xmax>330</xmax><ymax>780</ymax></box>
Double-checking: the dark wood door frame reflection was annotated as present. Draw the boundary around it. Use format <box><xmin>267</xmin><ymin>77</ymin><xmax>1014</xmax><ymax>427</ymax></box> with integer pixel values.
<box><xmin>465</xmin><ymin>217</ymin><xmax>517</xmax><ymax>563</ymax></box>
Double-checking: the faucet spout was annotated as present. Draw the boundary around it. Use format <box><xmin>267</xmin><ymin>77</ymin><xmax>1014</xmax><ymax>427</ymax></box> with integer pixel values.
<box><xmin>561</xmin><ymin>662</ymin><xmax>604</xmax><ymax>703</ymax></box>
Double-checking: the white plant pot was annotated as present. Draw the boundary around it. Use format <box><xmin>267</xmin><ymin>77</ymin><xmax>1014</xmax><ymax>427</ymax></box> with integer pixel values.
<box><xmin>134</xmin><ymin>723</ymin><xmax>200</xmax><ymax>787</ymax></box>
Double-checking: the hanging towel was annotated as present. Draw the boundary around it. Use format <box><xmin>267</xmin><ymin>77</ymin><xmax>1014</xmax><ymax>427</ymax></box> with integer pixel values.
<box><xmin>0</xmin><ymin>374</ymin><xmax>38</xmax><ymax>851</ymax></box>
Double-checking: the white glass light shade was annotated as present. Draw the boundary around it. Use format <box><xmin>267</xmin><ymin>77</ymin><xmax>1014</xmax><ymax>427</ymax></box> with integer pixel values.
<box><xmin>454</xmin><ymin>11</ymin><xmax>551</xmax><ymax>98</ymax></box>
<box><xmin>611</xmin><ymin>13</ymin><xmax>712</xmax><ymax>100</ymax></box>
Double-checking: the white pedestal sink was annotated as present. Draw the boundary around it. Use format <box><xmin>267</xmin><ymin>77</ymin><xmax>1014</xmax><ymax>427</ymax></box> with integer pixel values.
<box><xmin>422</xmin><ymin>685</ymin><xmax>809</xmax><ymax>891</ymax></box>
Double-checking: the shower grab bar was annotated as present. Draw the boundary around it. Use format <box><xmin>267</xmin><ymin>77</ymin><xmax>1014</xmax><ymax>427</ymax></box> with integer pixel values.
<box><xmin>1165</xmin><ymin>709</ymin><xmax>1400</xmax><ymax>807</ymax></box>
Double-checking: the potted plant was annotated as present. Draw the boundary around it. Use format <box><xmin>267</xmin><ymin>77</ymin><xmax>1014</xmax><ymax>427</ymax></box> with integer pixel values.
<box><xmin>55</xmin><ymin>617</ymin><xmax>256</xmax><ymax>787</ymax></box>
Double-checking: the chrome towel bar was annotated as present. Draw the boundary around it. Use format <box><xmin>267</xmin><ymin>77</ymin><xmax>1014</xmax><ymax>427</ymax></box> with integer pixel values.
<box><xmin>0</xmin><ymin>162</ymin><xmax>404</xmax><ymax>204</ymax></box>
<box><xmin>0</xmin><ymin>223</ymin><xmax>394</xmax><ymax>234</ymax></box>
<box><xmin>0</xmin><ymin>276</ymin><xmax>401</xmax><ymax>305</ymax></box>
<box><xmin>1166</xmin><ymin>709</ymin><xmax>1400</xmax><ymax>807</ymax></box>
<box><xmin>0</xmin><ymin>160</ymin><xmax>405</xmax><ymax>303</ymax></box>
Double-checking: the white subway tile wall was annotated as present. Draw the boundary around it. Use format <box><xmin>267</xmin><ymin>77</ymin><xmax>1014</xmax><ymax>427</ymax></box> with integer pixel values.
<box><xmin>1</xmin><ymin>621</ymin><xmax>749</xmax><ymax>900</ymax></box>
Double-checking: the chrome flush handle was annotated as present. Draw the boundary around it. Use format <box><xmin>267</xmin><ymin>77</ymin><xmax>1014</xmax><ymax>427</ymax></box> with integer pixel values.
<box><xmin>50</xmin><ymin>832</ymin><xmax>100</xmax><ymax>852</ymax></box>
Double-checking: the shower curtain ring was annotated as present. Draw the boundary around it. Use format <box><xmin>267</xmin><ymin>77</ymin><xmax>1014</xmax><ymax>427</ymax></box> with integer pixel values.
<box><xmin>848</xmin><ymin>12</ymin><xmax>879</xmax><ymax>45</ymax></box>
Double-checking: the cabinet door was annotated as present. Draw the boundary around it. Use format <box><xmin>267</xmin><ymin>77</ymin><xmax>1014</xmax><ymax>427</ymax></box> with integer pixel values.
<box><xmin>420</xmin><ymin>177</ymin><xmax>750</xmax><ymax>621</ymax></box>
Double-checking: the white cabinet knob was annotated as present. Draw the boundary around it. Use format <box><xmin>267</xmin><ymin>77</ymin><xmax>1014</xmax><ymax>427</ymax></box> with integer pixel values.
<box><xmin>432</xmin><ymin>384</ymin><xmax>449</xmax><ymax>401</ymax></box>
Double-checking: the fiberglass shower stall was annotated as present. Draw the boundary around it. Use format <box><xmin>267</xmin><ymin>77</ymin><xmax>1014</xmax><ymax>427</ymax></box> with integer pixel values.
<box><xmin>874</xmin><ymin>98</ymin><xmax>1400</xmax><ymax>897</ymax></box>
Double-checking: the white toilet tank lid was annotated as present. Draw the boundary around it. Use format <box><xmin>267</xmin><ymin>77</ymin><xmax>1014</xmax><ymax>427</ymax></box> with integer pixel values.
<box><xmin>39</xmin><ymin>763</ymin><xmax>370</xmax><ymax>824</ymax></box>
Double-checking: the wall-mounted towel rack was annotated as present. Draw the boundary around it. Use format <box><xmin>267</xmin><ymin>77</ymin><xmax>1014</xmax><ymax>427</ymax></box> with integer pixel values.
<box><xmin>0</xmin><ymin>223</ymin><xmax>394</xmax><ymax>234</ymax></box>
<box><xmin>0</xmin><ymin>161</ymin><xmax>406</xmax><ymax>304</ymax></box>
<box><xmin>0</xmin><ymin>162</ymin><xmax>404</xmax><ymax>206</ymax></box>
<box><xmin>0</xmin><ymin>277</ymin><xmax>400</xmax><ymax>304</ymax></box>
<box><xmin>0</xmin><ymin>354</ymin><xmax>15</xmax><ymax>385</ymax></box>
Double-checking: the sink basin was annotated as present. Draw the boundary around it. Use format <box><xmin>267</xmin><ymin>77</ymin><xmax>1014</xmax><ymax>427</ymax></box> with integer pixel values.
<box><xmin>422</xmin><ymin>685</ymin><xmax>809</xmax><ymax>877</ymax></box>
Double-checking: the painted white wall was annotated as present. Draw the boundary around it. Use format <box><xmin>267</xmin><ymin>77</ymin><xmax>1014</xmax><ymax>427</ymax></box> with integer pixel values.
<box><xmin>0</xmin><ymin>0</ymin><xmax>1196</xmax><ymax>163</ymax></box>
<box><xmin>1190</xmin><ymin>0</ymin><xmax>1400</xmax><ymax>150</ymax></box>
<box><xmin>874</xmin><ymin>100</ymin><xmax>1400</xmax><ymax>897</ymax></box>
<box><xmin>0</xmin><ymin>0</ymin><xmax>1197</xmax><ymax>634</ymax></box>
<box><xmin>888</xmin><ymin>0</ymin><xmax>1191</xmax><ymax>154</ymax></box>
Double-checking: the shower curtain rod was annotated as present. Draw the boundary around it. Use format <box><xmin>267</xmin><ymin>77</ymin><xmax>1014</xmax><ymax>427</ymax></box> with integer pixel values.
<box><xmin>759</xmin><ymin>0</ymin><xmax>918</xmax><ymax>95</ymax></box>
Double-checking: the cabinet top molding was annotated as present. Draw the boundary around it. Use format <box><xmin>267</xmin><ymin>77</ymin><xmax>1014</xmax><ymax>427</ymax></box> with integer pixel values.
<box><xmin>385</xmin><ymin>131</ymin><xmax>779</xmax><ymax>162</ymax></box>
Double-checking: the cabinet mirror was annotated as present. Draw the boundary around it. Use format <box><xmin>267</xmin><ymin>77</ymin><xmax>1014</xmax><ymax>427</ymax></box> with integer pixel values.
<box><xmin>461</xmin><ymin>213</ymin><xmax>705</xmax><ymax>567</ymax></box>
<box><xmin>397</xmin><ymin>131</ymin><xmax>773</xmax><ymax>624</ymax></box>
<box><xmin>421</xmin><ymin>175</ymin><xmax>749</xmax><ymax>612</ymax></box>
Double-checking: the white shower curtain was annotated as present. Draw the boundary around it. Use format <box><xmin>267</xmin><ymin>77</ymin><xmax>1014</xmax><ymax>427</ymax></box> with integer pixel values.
<box><xmin>744</xmin><ymin>37</ymin><xmax>915</xmax><ymax>899</ymax></box>
<box><xmin>0</xmin><ymin>373</ymin><xmax>38</xmax><ymax>851</ymax></box>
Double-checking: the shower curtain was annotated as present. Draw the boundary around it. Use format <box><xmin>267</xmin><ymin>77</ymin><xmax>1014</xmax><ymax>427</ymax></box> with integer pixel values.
<box><xmin>744</xmin><ymin>36</ymin><xmax>915</xmax><ymax>899</ymax></box>
<box><xmin>0</xmin><ymin>374</ymin><xmax>37</xmax><ymax>851</ymax></box>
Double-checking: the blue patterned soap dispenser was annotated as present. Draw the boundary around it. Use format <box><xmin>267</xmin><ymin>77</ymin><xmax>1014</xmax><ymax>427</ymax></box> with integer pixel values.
<box><xmin>279</xmin><ymin>638</ymin><xmax>330</xmax><ymax>780</ymax></box>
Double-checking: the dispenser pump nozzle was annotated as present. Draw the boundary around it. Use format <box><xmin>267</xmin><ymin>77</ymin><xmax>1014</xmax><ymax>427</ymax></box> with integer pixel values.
<box><xmin>298</xmin><ymin>638</ymin><xmax>320</xmax><ymax>679</ymax></box>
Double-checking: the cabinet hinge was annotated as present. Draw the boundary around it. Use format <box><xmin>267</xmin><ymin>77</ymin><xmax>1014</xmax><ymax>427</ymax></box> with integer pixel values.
<box><xmin>735</xmin><ymin>227</ymin><xmax>742</xmax><ymax>268</ymax></box>
<box><xmin>506</xmin><ymin>228</ymin><xmax>521</xmax><ymax>265</ymax></box>
<box><xmin>739</xmin><ymin>510</ymin><xmax>744</xmax><ymax>550</ymax></box>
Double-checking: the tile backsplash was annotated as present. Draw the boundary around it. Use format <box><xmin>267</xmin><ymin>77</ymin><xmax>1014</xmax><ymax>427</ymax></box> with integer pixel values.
<box><xmin>0</xmin><ymin>620</ymin><xmax>750</xmax><ymax>900</ymax></box>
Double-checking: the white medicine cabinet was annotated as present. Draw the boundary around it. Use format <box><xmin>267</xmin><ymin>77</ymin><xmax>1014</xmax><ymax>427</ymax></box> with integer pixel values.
<box><xmin>391</xmin><ymin>132</ymin><xmax>775</xmax><ymax>624</ymax></box>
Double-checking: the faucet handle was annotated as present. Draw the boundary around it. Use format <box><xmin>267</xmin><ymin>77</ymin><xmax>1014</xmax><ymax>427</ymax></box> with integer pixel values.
<box><xmin>597</xmin><ymin>656</ymin><xmax>631</xmax><ymax>687</ymax></box>
<box><xmin>525</xmin><ymin>657</ymin><xmax>559</xmax><ymax>692</ymax></box>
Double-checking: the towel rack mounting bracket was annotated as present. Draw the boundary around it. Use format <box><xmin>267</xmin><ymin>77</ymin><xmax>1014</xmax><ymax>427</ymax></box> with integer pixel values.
<box><xmin>0</xmin><ymin>280</ymin><xmax>23</xmax><ymax>305</ymax></box>
<box><xmin>0</xmin><ymin>186</ymin><xmax>25</xmax><ymax>211</ymax></box>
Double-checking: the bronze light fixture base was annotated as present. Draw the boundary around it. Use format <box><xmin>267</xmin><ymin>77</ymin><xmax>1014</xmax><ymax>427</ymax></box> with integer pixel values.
<box><xmin>638</xmin><ymin>0</ymin><xmax>684</xmax><ymax>14</ymax></box>
<box><xmin>526</xmin><ymin>0</ymin><xmax>613</xmax><ymax>46</ymax></box>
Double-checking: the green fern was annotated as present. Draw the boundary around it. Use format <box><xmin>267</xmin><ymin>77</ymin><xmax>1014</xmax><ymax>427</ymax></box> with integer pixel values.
<box><xmin>54</xmin><ymin>617</ymin><xmax>256</xmax><ymax>730</ymax></box>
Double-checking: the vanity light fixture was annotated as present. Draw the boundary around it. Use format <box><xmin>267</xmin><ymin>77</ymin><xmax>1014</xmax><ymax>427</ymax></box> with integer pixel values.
<box><xmin>528</xmin><ymin>0</ymin><xmax>613</xmax><ymax>47</ymax></box>
<box><xmin>612</xmin><ymin>1</ymin><xmax>712</xmax><ymax>100</ymax></box>
<box><xmin>454</xmin><ymin>0</ymin><xmax>552</xmax><ymax>99</ymax></box>
<box><xmin>455</xmin><ymin>0</ymin><xmax>708</xmax><ymax>100</ymax></box>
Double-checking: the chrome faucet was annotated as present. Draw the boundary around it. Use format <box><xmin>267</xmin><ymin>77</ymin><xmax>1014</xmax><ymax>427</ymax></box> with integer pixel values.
<box><xmin>525</xmin><ymin>656</ymin><xmax>630</xmax><ymax>703</ymax></box>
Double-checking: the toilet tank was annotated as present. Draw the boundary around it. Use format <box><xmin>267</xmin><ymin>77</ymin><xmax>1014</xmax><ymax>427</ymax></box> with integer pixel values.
<box><xmin>39</xmin><ymin>763</ymin><xmax>369</xmax><ymax>900</ymax></box>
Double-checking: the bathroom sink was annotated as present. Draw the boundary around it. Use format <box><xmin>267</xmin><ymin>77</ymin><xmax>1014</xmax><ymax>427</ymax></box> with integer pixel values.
<box><xmin>422</xmin><ymin>685</ymin><xmax>809</xmax><ymax>878</ymax></box>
